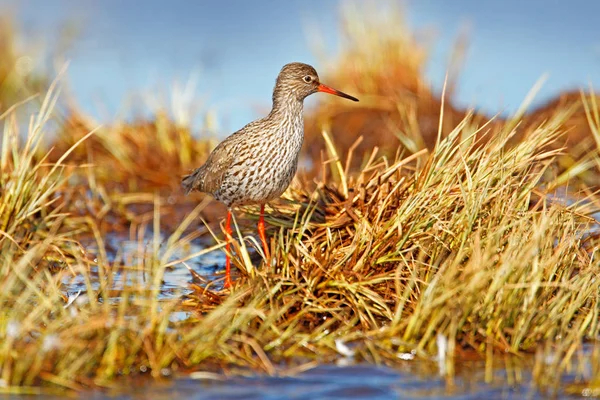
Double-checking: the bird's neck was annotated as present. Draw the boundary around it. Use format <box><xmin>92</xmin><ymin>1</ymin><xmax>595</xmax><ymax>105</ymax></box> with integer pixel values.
<box><xmin>267</xmin><ymin>92</ymin><xmax>305</xmax><ymax>152</ymax></box>
<box><xmin>266</xmin><ymin>91</ymin><xmax>305</xmax><ymax>160</ymax></box>
<box><xmin>270</xmin><ymin>92</ymin><xmax>304</xmax><ymax>120</ymax></box>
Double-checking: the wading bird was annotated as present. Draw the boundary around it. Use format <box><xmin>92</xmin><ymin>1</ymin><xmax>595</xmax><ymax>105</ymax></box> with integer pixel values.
<box><xmin>182</xmin><ymin>62</ymin><xmax>358</xmax><ymax>287</ymax></box>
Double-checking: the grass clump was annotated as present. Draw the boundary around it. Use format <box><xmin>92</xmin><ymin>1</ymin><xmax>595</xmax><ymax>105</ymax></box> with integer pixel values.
<box><xmin>222</xmin><ymin>106</ymin><xmax>599</xmax><ymax>378</ymax></box>
<box><xmin>54</xmin><ymin>110</ymin><xmax>217</xmax><ymax>192</ymax></box>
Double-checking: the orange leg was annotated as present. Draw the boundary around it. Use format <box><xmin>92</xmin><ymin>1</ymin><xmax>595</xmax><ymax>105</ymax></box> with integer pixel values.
<box><xmin>258</xmin><ymin>204</ymin><xmax>270</xmax><ymax>260</ymax></box>
<box><xmin>224</xmin><ymin>209</ymin><xmax>233</xmax><ymax>288</ymax></box>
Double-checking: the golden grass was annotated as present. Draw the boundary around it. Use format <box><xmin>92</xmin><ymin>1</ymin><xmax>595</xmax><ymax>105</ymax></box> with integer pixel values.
<box><xmin>53</xmin><ymin>111</ymin><xmax>216</xmax><ymax>192</ymax></box>
<box><xmin>231</xmin><ymin>107</ymin><xmax>600</xmax><ymax>383</ymax></box>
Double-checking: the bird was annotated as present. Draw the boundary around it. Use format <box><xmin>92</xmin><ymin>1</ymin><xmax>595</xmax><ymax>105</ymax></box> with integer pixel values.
<box><xmin>182</xmin><ymin>62</ymin><xmax>358</xmax><ymax>288</ymax></box>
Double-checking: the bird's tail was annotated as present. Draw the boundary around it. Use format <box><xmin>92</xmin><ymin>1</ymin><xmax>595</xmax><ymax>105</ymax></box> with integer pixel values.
<box><xmin>181</xmin><ymin>168</ymin><xmax>201</xmax><ymax>195</ymax></box>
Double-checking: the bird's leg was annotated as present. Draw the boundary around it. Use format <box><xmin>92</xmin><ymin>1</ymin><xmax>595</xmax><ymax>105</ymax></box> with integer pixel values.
<box><xmin>258</xmin><ymin>204</ymin><xmax>270</xmax><ymax>260</ymax></box>
<box><xmin>224</xmin><ymin>209</ymin><xmax>233</xmax><ymax>288</ymax></box>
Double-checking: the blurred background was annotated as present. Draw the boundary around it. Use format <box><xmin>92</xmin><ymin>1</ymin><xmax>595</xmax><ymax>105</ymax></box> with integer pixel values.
<box><xmin>2</xmin><ymin>0</ymin><xmax>599</xmax><ymax>134</ymax></box>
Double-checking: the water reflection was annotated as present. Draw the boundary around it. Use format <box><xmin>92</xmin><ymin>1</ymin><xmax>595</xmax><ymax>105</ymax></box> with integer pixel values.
<box><xmin>4</xmin><ymin>363</ymin><xmax>587</xmax><ymax>399</ymax></box>
<box><xmin>61</xmin><ymin>232</ymin><xmax>225</xmax><ymax>302</ymax></box>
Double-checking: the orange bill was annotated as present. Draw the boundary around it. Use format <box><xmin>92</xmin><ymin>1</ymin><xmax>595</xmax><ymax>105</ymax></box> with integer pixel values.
<box><xmin>317</xmin><ymin>83</ymin><xmax>359</xmax><ymax>102</ymax></box>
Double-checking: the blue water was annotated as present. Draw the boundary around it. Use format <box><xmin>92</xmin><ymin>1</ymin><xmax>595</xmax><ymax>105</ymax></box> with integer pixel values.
<box><xmin>1</xmin><ymin>363</ymin><xmax>586</xmax><ymax>399</ymax></box>
<box><xmin>62</xmin><ymin>233</ymin><xmax>228</xmax><ymax>301</ymax></box>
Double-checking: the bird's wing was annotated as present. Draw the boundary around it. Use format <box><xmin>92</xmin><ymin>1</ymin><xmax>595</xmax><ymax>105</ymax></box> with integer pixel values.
<box><xmin>197</xmin><ymin>138</ymin><xmax>239</xmax><ymax>193</ymax></box>
<box><xmin>182</xmin><ymin>118</ymin><xmax>264</xmax><ymax>194</ymax></box>
<box><xmin>198</xmin><ymin>117</ymin><xmax>269</xmax><ymax>192</ymax></box>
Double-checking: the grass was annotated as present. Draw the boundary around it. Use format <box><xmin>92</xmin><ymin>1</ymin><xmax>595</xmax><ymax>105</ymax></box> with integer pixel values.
<box><xmin>0</xmin><ymin>3</ymin><xmax>600</xmax><ymax>397</ymax></box>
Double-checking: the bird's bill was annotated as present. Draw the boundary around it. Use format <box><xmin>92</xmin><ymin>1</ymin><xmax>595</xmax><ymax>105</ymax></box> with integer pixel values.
<box><xmin>317</xmin><ymin>83</ymin><xmax>359</xmax><ymax>102</ymax></box>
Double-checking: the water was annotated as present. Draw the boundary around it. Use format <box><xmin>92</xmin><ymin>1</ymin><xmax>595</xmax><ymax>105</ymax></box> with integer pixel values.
<box><xmin>0</xmin><ymin>363</ymin><xmax>587</xmax><ymax>399</ymax></box>
<box><xmin>62</xmin><ymin>232</ymin><xmax>228</xmax><ymax>301</ymax></box>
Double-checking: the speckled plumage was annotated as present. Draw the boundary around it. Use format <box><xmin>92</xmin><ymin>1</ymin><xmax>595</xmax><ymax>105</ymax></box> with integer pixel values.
<box><xmin>182</xmin><ymin>62</ymin><xmax>358</xmax><ymax>207</ymax></box>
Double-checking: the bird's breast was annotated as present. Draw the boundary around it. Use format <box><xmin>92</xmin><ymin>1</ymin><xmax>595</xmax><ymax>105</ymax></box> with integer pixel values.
<box><xmin>216</xmin><ymin>119</ymin><xmax>304</xmax><ymax>205</ymax></box>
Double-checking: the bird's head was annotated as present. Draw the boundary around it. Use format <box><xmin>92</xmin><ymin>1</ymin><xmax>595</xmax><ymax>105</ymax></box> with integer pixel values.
<box><xmin>274</xmin><ymin>62</ymin><xmax>359</xmax><ymax>103</ymax></box>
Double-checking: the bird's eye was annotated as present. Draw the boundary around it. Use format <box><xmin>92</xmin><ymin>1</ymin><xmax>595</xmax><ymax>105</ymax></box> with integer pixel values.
<box><xmin>303</xmin><ymin>75</ymin><xmax>312</xmax><ymax>83</ymax></box>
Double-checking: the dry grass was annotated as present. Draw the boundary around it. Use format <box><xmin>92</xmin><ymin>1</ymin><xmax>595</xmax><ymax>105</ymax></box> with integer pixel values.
<box><xmin>226</xmin><ymin>105</ymin><xmax>600</xmax><ymax>390</ymax></box>
<box><xmin>53</xmin><ymin>111</ymin><xmax>216</xmax><ymax>192</ymax></box>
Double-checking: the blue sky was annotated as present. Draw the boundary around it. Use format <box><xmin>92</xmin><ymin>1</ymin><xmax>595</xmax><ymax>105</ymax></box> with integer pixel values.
<box><xmin>5</xmin><ymin>0</ymin><xmax>600</xmax><ymax>134</ymax></box>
